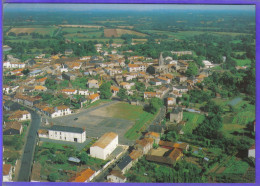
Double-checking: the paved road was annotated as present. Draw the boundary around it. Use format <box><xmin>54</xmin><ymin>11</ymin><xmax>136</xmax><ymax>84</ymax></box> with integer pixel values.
<box><xmin>17</xmin><ymin>107</ymin><xmax>41</xmax><ymax>182</ymax></box>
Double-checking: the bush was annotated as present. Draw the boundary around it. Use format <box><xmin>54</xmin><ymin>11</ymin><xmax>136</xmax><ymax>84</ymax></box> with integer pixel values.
<box><xmin>48</xmin><ymin>173</ymin><xmax>58</xmax><ymax>182</ymax></box>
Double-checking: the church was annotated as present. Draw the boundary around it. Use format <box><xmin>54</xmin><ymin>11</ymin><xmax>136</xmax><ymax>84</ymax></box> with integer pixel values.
<box><xmin>154</xmin><ymin>52</ymin><xmax>171</xmax><ymax>74</ymax></box>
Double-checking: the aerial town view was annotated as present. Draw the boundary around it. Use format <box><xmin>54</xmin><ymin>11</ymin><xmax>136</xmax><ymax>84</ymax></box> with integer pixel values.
<box><xmin>2</xmin><ymin>3</ymin><xmax>256</xmax><ymax>183</ymax></box>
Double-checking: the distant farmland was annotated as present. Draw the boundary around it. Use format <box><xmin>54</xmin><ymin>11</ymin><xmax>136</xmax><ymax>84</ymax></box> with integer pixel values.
<box><xmin>8</xmin><ymin>27</ymin><xmax>57</xmax><ymax>35</ymax></box>
<box><xmin>104</xmin><ymin>28</ymin><xmax>147</xmax><ymax>37</ymax></box>
<box><xmin>59</xmin><ymin>25</ymin><xmax>103</xmax><ymax>28</ymax></box>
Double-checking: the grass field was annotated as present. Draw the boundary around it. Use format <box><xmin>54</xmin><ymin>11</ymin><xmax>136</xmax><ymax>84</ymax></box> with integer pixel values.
<box><xmin>61</xmin><ymin>27</ymin><xmax>100</xmax><ymax>33</ymax></box>
<box><xmin>64</xmin><ymin>32</ymin><xmax>103</xmax><ymax>39</ymax></box>
<box><xmin>104</xmin><ymin>102</ymin><xmax>154</xmax><ymax>140</ymax></box>
<box><xmin>233</xmin><ymin>58</ymin><xmax>252</xmax><ymax>66</ymax></box>
<box><xmin>223</xmin><ymin>157</ymin><xmax>249</xmax><ymax>174</ymax></box>
<box><xmin>182</xmin><ymin>111</ymin><xmax>205</xmax><ymax>134</ymax></box>
<box><xmin>142</xmin><ymin>30</ymin><xmax>251</xmax><ymax>40</ymax></box>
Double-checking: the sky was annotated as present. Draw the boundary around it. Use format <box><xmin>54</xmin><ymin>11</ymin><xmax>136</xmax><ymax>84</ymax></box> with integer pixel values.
<box><xmin>3</xmin><ymin>3</ymin><xmax>255</xmax><ymax>12</ymax></box>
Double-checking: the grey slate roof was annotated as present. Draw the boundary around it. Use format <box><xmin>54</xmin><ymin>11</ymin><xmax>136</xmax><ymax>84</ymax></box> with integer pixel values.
<box><xmin>117</xmin><ymin>155</ymin><xmax>132</xmax><ymax>171</ymax></box>
<box><xmin>49</xmin><ymin>125</ymin><xmax>84</xmax><ymax>134</ymax></box>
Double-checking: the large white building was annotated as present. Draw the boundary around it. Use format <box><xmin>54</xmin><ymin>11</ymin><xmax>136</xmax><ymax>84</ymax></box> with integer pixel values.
<box><xmin>48</xmin><ymin>125</ymin><xmax>86</xmax><ymax>143</ymax></box>
<box><xmin>90</xmin><ymin>132</ymin><xmax>118</xmax><ymax>160</ymax></box>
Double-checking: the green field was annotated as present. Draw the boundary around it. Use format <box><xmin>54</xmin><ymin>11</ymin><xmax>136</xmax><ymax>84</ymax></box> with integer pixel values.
<box><xmin>223</xmin><ymin>156</ymin><xmax>249</xmax><ymax>174</ymax></box>
<box><xmin>61</xmin><ymin>27</ymin><xmax>100</xmax><ymax>33</ymax></box>
<box><xmin>64</xmin><ymin>32</ymin><xmax>103</xmax><ymax>39</ymax></box>
<box><xmin>234</xmin><ymin>58</ymin><xmax>252</xmax><ymax>66</ymax></box>
<box><xmin>142</xmin><ymin>30</ymin><xmax>251</xmax><ymax>40</ymax></box>
<box><xmin>182</xmin><ymin>112</ymin><xmax>205</xmax><ymax>134</ymax></box>
<box><xmin>106</xmin><ymin>102</ymin><xmax>154</xmax><ymax>140</ymax></box>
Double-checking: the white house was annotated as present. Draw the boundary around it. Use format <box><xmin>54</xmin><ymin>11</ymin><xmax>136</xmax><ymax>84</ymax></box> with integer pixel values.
<box><xmin>167</xmin><ymin>97</ymin><xmax>176</xmax><ymax>106</ymax></box>
<box><xmin>3</xmin><ymin>61</ymin><xmax>25</xmax><ymax>69</ymax></box>
<box><xmin>88</xmin><ymin>79</ymin><xmax>99</xmax><ymax>89</ymax></box>
<box><xmin>78</xmin><ymin>89</ymin><xmax>89</xmax><ymax>96</ymax></box>
<box><xmin>8</xmin><ymin>110</ymin><xmax>31</xmax><ymax>121</ymax></box>
<box><xmin>61</xmin><ymin>89</ymin><xmax>78</xmax><ymax>95</ymax></box>
<box><xmin>88</xmin><ymin>93</ymin><xmax>100</xmax><ymax>103</ymax></box>
<box><xmin>48</xmin><ymin>125</ymin><xmax>86</xmax><ymax>143</ymax></box>
<box><xmin>144</xmin><ymin>92</ymin><xmax>162</xmax><ymax>99</ymax></box>
<box><xmin>173</xmin><ymin>86</ymin><xmax>188</xmax><ymax>93</ymax></box>
<box><xmin>203</xmin><ymin>60</ymin><xmax>215</xmax><ymax>69</ymax></box>
<box><xmin>90</xmin><ymin>132</ymin><xmax>118</xmax><ymax>160</ymax></box>
<box><xmin>3</xmin><ymin>85</ymin><xmax>10</xmax><ymax>94</ymax></box>
<box><xmin>157</xmin><ymin>76</ymin><xmax>171</xmax><ymax>84</ymax></box>
<box><xmin>120</xmin><ymin>82</ymin><xmax>134</xmax><ymax>90</ymax></box>
<box><xmin>248</xmin><ymin>144</ymin><xmax>255</xmax><ymax>158</ymax></box>
<box><xmin>3</xmin><ymin>164</ymin><xmax>12</xmax><ymax>182</ymax></box>
<box><xmin>107</xmin><ymin>170</ymin><xmax>126</xmax><ymax>183</ymax></box>
<box><xmin>54</xmin><ymin>105</ymin><xmax>72</xmax><ymax>117</ymax></box>
<box><xmin>60</xmin><ymin>64</ymin><xmax>69</xmax><ymax>73</ymax></box>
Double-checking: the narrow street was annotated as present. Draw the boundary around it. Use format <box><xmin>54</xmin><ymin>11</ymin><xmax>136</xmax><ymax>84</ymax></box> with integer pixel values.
<box><xmin>17</xmin><ymin>107</ymin><xmax>41</xmax><ymax>182</ymax></box>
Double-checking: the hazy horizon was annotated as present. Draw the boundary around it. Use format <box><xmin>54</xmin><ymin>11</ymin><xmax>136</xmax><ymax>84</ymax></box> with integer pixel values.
<box><xmin>4</xmin><ymin>3</ymin><xmax>255</xmax><ymax>12</ymax></box>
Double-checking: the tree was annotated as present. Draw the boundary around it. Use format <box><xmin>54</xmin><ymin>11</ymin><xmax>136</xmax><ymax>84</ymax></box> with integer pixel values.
<box><xmin>117</xmin><ymin>88</ymin><xmax>127</xmax><ymax>100</ymax></box>
<box><xmin>22</xmin><ymin>69</ymin><xmax>30</xmax><ymax>75</ymax></box>
<box><xmin>147</xmin><ymin>97</ymin><xmax>163</xmax><ymax>114</ymax></box>
<box><xmin>54</xmin><ymin>154</ymin><xmax>67</xmax><ymax>164</ymax></box>
<box><xmin>186</xmin><ymin>62</ymin><xmax>198</xmax><ymax>77</ymax></box>
<box><xmin>79</xmin><ymin>152</ymin><xmax>89</xmax><ymax>164</ymax></box>
<box><xmin>99</xmin><ymin>81</ymin><xmax>112</xmax><ymax>99</ymax></box>
<box><xmin>146</xmin><ymin>65</ymin><xmax>155</xmax><ymax>75</ymax></box>
<box><xmin>48</xmin><ymin>173</ymin><xmax>58</xmax><ymax>182</ymax></box>
<box><xmin>45</xmin><ymin>78</ymin><xmax>57</xmax><ymax>90</ymax></box>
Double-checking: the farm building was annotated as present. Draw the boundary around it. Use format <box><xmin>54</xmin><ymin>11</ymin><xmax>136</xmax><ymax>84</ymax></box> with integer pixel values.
<box><xmin>90</xmin><ymin>132</ymin><xmax>118</xmax><ymax>160</ymax></box>
<box><xmin>115</xmin><ymin>155</ymin><xmax>133</xmax><ymax>174</ymax></box>
<box><xmin>48</xmin><ymin>125</ymin><xmax>86</xmax><ymax>143</ymax></box>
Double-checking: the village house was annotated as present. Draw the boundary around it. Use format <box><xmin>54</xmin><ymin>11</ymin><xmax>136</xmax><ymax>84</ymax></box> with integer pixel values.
<box><xmin>203</xmin><ymin>60</ymin><xmax>215</xmax><ymax>68</ymax></box>
<box><xmin>90</xmin><ymin>132</ymin><xmax>118</xmax><ymax>160</ymax></box>
<box><xmin>8</xmin><ymin>110</ymin><xmax>31</xmax><ymax>121</ymax></box>
<box><xmin>149</xmin><ymin>124</ymin><xmax>166</xmax><ymax>134</ymax></box>
<box><xmin>129</xmin><ymin>149</ymin><xmax>142</xmax><ymax>164</ymax></box>
<box><xmin>3</xmin><ymin>100</ymin><xmax>21</xmax><ymax>111</ymax></box>
<box><xmin>43</xmin><ymin>105</ymin><xmax>72</xmax><ymax>118</ymax></box>
<box><xmin>3</xmin><ymin>164</ymin><xmax>13</xmax><ymax>182</ymax></box>
<box><xmin>3</xmin><ymin>85</ymin><xmax>10</xmax><ymax>94</ymax></box>
<box><xmin>61</xmin><ymin>89</ymin><xmax>78</xmax><ymax>95</ymax></box>
<box><xmin>157</xmin><ymin>76</ymin><xmax>171</xmax><ymax>84</ymax></box>
<box><xmin>62</xmin><ymin>72</ymin><xmax>76</xmax><ymax>81</ymax></box>
<box><xmin>78</xmin><ymin>89</ymin><xmax>89</xmax><ymax>96</ymax></box>
<box><xmin>88</xmin><ymin>93</ymin><xmax>100</xmax><ymax>103</ymax></box>
<box><xmin>135</xmin><ymin>138</ymin><xmax>154</xmax><ymax>155</ymax></box>
<box><xmin>120</xmin><ymin>82</ymin><xmax>134</xmax><ymax>90</ymax></box>
<box><xmin>11</xmin><ymin>68</ymin><xmax>23</xmax><ymax>76</ymax></box>
<box><xmin>69</xmin><ymin>168</ymin><xmax>96</xmax><ymax>182</ymax></box>
<box><xmin>170</xmin><ymin>107</ymin><xmax>183</xmax><ymax>123</ymax></box>
<box><xmin>88</xmin><ymin>79</ymin><xmax>99</xmax><ymax>89</ymax></box>
<box><xmin>29</xmin><ymin>69</ymin><xmax>43</xmax><ymax>77</ymax></box>
<box><xmin>172</xmin><ymin>86</ymin><xmax>188</xmax><ymax>94</ymax></box>
<box><xmin>34</xmin><ymin>85</ymin><xmax>47</xmax><ymax>92</ymax></box>
<box><xmin>144</xmin><ymin>132</ymin><xmax>160</xmax><ymax>145</ymax></box>
<box><xmin>111</xmin><ymin>86</ymin><xmax>119</xmax><ymax>96</ymax></box>
<box><xmin>48</xmin><ymin>125</ymin><xmax>86</xmax><ymax>143</ymax></box>
<box><xmin>3</xmin><ymin>61</ymin><xmax>26</xmax><ymax>69</ymax></box>
<box><xmin>167</xmin><ymin>97</ymin><xmax>176</xmax><ymax>107</ymax></box>
<box><xmin>65</xmin><ymin>49</ymin><xmax>73</xmax><ymax>56</ymax></box>
<box><xmin>115</xmin><ymin>155</ymin><xmax>133</xmax><ymax>174</ymax></box>
<box><xmin>150</xmin><ymin>79</ymin><xmax>162</xmax><ymax>86</ymax></box>
<box><xmin>169</xmin><ymin>148</ymin><xmax>183</xmax><ymax>162</ymax></box>
<box><xmin>144</xmin><ymin>92</ymin><xmax>162</xmax><ymax>99</ymax></box>
<box><xmin>36</xmin><ymin>77</ymin><xmax>47</xmax><ymax>85</ymax></box>
<box><xmin>171</xmin><ymin>51</ymin><xmax>192</xmax><ymax>56</ymax></box>
<box><xmin>107</xmin><ymin>170</ymin><xmax>126</xmax><ymax>183</ymax></box>
<box><xmin>176</xmin><ymin>75</ymin><xmax>188</xmax><ymax>83</ymax></box>
<box><xmin>14</xmin><ymin>94</ymin><xmax>41</xmax><ymax>107</ymax></box>
<box><xmin>3</xmin><ymin>121</ymin><xmax>23</xmax><ymax>135</ymax></box>
<box><xmin>248</xmin><ymin>144</ymin><xmax>255</xmax><ymax>158</ymax></box>
<box><xmin>38</xmin><ymin>129</ymin><xmax>49</xmax><ymax>138</ymax></box>
<box><xmin>176</xmin><ymin>61</ymin><xmax>189</xmax><ymax>73</ymax></box>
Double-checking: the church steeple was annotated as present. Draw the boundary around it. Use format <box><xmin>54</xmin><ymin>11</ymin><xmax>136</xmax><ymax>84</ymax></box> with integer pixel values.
<box><xmin>159</xmin><ymin>52</ymin><xmax>164</xmax><ymax>66</ymax></box>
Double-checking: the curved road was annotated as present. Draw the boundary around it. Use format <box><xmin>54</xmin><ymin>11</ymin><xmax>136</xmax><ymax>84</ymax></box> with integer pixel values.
<box><xmin>17</xmin><ymin>107</ymin><xmax>41</xmax><ymax>182</ymax></box>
